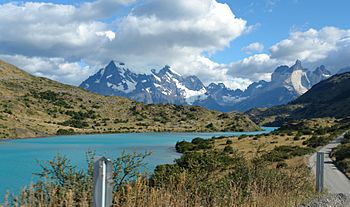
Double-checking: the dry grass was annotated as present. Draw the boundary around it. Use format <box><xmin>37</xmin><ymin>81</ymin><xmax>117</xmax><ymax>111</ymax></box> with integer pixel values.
<box><xmin>214</xmin><ymin>133</ymin><xmax>308</xmax><ymax>159</ymax></box>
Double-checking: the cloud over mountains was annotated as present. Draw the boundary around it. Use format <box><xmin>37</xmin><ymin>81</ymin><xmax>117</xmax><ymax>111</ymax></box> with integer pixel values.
<box><xmin>0</xmin><ymin>0</ymin><xmax>349</xmax><ymax>89</ymax></box>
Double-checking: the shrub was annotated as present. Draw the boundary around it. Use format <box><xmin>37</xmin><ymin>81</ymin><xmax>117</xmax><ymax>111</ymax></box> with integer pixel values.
<box><xmin>332</xmin><ymin>142</ymin><xmax>350</xmax><ymax>174</ymax></box>
<box><xmin>56</xmin><ymin>129</ymin><xmax>75</xmax><ymax>135</ymax></box>
<box><xmin>226</xmin><ymin>139</ymin><xmax>233</xmax><ymax>145</ymax></box>
<box><xmin>223</xmin><ymin>146</ymin><xmax>234</xmax><ymax>154</ymax></box>
<box><xmin>293</xmin><ymin>136</ymin><xmax>301</xmax><ymax>141</ymax></box>
<box><xmin>303</xmin><ymin>136</ymin><xmax>330</xmax><ymax>148</ymax></box>
<box><xmin>263</xmin><ymin>146</ymin><xmax>314</xmax><ymax>162</ymax></box>
<box><xmin>3</xmin><ymin>108</ymin><xmax>12</xmax><ymax>114</ymax></box>
<box><xmin>341</xmin><ymin>132</ymin><xmax>350</xmax><ymax>144</ymax></box>
<box><xmin>175</xmin><ymin>141</ymin><xmax>194</xmax><ymax>153</ymax></box>
<box><xmin>61</xmin><ymin>118</ymin><xmax>89</xmax><ymax>128</ymax></box>
<box><xmin>32</xmin><ymin>90</ymin><xmax>71</xmax><ymax>108</ymax></box>
<box><xmin>332</xmin><ymin>144</ymin><xmax>350</xmax><ymax>161</ymax></box>
<box><xmin>175</xmin><ymin>138</ymin><xmax>213</xmax><ymax>153</ymax></box>
<box><xmin>205</xmin><ymin>123</ymin><xmax>214</xmax><ymax>129</ymax></box>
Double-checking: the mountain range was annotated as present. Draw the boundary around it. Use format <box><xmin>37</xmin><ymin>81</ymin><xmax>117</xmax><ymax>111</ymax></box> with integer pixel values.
<box><xmin>80</xmin><ymin>60</ymin><xmax>332</xmax><ymax>112</ymax></box>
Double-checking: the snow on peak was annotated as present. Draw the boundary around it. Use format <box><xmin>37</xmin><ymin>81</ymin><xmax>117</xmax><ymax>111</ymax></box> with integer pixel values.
<box><xmin>171</xmin><ymin>77</ymin><xmax>207</xmax><ymax>104</ymax></box>
<box><xmin>289</xmin><ymin>69</ymin><xmax>309</xmax><ymax>95</ymax></box>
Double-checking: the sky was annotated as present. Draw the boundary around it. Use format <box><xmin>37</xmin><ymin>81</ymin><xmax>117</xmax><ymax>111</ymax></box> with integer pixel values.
<box><xmin>0</xmin><ymin>0</ymin><xmax>349</xmax><ymax>89</ymax></box>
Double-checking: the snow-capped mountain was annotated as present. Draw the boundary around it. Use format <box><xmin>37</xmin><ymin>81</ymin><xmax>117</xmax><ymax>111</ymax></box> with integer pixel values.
<box><xmin>80</xmin><ymin>61</ymin><xmax>208</xmax><ymax>105</ymax></box>
<box><xmin>80</xmin><ymin>61</ymin><xmax>139</xmax><ymax>96</ymax></box>
<box><xmin>80</xmin><ymin>60</ymin><xmax>332</xmax><ymax>112</ymax></box>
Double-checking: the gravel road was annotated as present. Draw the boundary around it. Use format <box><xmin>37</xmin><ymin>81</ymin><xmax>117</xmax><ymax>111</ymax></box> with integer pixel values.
<box><xmin>308</xmin><ymin>134</ymin><xmax>350</xmax><ymax>193</ymax></box>
<box><xmin>303</xmin><ymin>134</ymin><xmax>350</xmax><ymax>207</ymax></box>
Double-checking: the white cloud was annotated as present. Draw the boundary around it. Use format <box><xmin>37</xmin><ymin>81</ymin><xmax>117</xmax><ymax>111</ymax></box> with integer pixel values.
<box><xmin>269</xmin><ymin>27</ymin><xmax>350</xmax><ymax>69</ymax></box>
<box><xmin>111</xmin><ymin>0</ymin><xmax>247</xmax><ymax>65</ymax></box>
<box><xmin>241</xmin><ymin>42</ymin><xmax>264</xmax><ymax>54</ymax></box>
<box><xmin>0</xmin><ymin>0</ymin><xmax>248</xmax><ymax>88</ymax></box>
<box><xmin>96</xmin><ymin>31</ymin><xmax>116</xmax><ymax>41</ymax></box>
<box><xmin>78</xmin><ymin>0</ymin><xmax>136</xmax><ymax>19</ymax></box>
<box><xmin>0</xmin><ymin>54</ymin><xmax>95</xmax><ymax>85</ymax></box>
<box><xmin>229</xmin><ymin>54</ymin><xmax>277</xmax><ymax>81</ymax></box>
<box><xmin>229</xmin><ymin>27</ymin><xmax>350</xmax><ymax>83</ymax></box>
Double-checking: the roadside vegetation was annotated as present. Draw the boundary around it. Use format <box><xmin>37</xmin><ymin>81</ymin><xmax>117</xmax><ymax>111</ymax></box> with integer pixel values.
<box><xmin>332</xmin><ymin>132</ymin><xmax>350</xmax><ymax>177</ymax></box>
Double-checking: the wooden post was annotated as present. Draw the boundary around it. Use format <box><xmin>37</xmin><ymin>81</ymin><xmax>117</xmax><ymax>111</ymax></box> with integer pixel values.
<box><xmin>93</xmin><ymin>156</ymin><xmax>114</xmax><ymax>207</ymax></box>
<box><xmin>316</xmin><ymin>152</ymin><xmax>324</xmax><ymax>192</ymax></box>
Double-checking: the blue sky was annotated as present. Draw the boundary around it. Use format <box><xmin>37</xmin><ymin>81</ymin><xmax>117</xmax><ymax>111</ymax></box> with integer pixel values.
<box><xmin>0</xmin><ymin>0</ymin><xmax>349</xmax><ymax>89</ymax></box>
<box><xmin>212</xmin><ymin>0</ymin><xmax>350</xmax><ymax>64</ymax></box>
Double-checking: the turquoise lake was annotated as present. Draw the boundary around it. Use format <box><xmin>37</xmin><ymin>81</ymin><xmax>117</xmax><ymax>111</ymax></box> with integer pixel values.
<box><xmin>0</xmin><ymin>127</ymin><xmax>277</xmax><ymax>200</ymax></box>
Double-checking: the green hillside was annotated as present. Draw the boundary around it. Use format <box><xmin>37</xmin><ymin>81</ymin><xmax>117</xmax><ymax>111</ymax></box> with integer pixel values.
<box><xmin>247</xmin><ymin>72</ymin><xmax>350</xmax><ymax>125</ymax></box>
<box><xmin>0</xmin><ymin>60</ymin><xmax>260</xmax><ymax>139</ymax></box>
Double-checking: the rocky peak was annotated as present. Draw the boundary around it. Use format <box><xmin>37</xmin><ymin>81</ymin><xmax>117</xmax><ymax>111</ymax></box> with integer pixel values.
<box><xmin>182</xmin><ymin>75</ymin><xmax>205</xmax><ymax>91</ymax></box>
<box><xmin>291</xmin><ymin>59</ymin><xmax>303</xmax><ymax>70</ymax></box>
<box><xmin>157</xmin><ymin>65</ymin><xmax>180</xmax><ymax>78</ymax></box>
<box><xmin>207</xmin><ymin>83</ymin><xmax>224</xmax><ymax>92</ymax></box>
<box><xmin>313</xmin><ymin>65</ymin><xmax>331</xmax><ymax>76</ymax></box>
<box><xmin>308</xmin><ymin>65</ymin><xmax>332</xmax><ymax>85</ymax></box>
<box><xmin>104</xmin><ymin>61</ymin><xmax>123</xmax><ymax>75</ymax></box>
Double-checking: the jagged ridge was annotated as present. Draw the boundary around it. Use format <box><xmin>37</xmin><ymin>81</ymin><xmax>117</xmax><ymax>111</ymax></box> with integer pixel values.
<box><xmin>81</xmin><ymin>60</ymin><xmax>332</xmax><ymax>112</ymax></box>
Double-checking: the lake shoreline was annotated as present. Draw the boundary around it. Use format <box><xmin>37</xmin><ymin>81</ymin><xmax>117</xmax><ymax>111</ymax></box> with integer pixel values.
<box><xmin>0</xmin><ymin>127</ymin><xmax>270</xmax><ymax>142</ymax></box>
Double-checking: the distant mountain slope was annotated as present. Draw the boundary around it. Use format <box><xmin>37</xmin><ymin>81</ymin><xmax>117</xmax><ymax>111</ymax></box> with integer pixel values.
<box><xmin>247</xmin><ymin>72</ymin><xmax>350</xmax><ymax>125</ymax></box>
<box><xmin>231</xmin><ymin>60</ymin><xmax>332</xmax><ymax>111</ymax></box>
<box><xmin>80</xmin><ymin>60</ymin><xmax>331</xmax><ymax>112</ymax></box>
<box><xmin>0</xmin><ymin>60</ymin><xmax>260</xmax><ymax>139</ymax></box>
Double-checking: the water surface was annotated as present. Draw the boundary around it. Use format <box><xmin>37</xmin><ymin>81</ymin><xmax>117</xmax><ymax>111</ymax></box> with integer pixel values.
<box><xmin>0</xmin><ymin>127</ymin><xmax>277</xmax><ymax>199</ymax></box>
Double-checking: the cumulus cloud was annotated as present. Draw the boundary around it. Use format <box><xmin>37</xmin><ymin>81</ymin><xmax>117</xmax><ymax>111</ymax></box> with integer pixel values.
<box><xmin>269</xmin><ymin>27</ymin><xmax>350</xmax><ymax>69</ymax></box>
<box><xmin>229</xmin><ymin>27</ymin><xmax>350</xmax><ymax>83</ymax></box>
<box><xmin>0</xmin><ymin>0</ymin><xmax>248</xmax><ymax>86</ymax></box>
<box><xmin>0</xmin><ymin>54</ymin><xmax>95</xmax><ymax>85</ymax></box>
<box><xmin>241</xmin><ymin>42</ymin><xmax>264</xmax><ymax>54</ymax></box>
<box><xmin>0</xmin><ymin>2</ymin><xmax>117</xmax><ymax>63</ymax></box>
<box><xmin>111</xmin><ymin>0</ymin><xmax>247</xmax><ymax>70</ymax></box>
<box><xmin>229</xmin><ymin>54</ymin><xmax>277</xmax><ymax>81</ymax></box>
<box><xmin>78</xmin><ymin>0</ymin><xmax>136</xmax><ymax>19</ymax></box>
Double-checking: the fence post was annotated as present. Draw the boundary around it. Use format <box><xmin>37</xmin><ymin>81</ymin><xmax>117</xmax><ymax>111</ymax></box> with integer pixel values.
<box><xmin>316</xmin><ymin>152</ymin><xmax>324</xmax><ymax>192</ymax></box>
<box><xmin>93</xmin><ymin>156</ymin><xmax>114</xmax><ymax>207</ymax></box>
